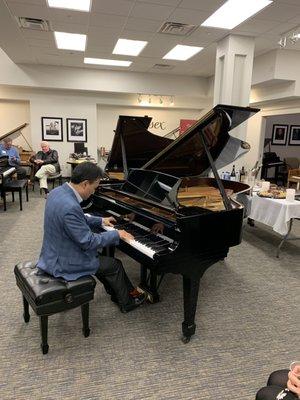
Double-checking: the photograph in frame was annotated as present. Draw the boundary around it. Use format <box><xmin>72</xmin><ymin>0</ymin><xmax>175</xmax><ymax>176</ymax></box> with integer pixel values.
<box><xmin>41</xmin><ymin>117</ymin><xmax>63</xmax><ymax>142</ymax></box>
<box><xmin>67</xmin><ymin>118</ymin><xmax>87</xmax><ymax>142</ymax></box>
<box><xmin>288</xmin><ymin>125</ymin><xmax>300</xmax><ymax>146</ymax></box>
<box><xmin>271</xmin><ymin>124</ymin><xmax>288</xmax><ymax>146</ymax></box>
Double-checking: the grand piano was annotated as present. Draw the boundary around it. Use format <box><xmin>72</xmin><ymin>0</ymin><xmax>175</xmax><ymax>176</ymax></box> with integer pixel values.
<box><xmin>105</xmin><ymin>115</ymin><xmax>173</xmax><ymax>179</ymax></box>
<box><xmin>91</xmin><ymin>104</ymin><xmax>259</xmax><ymax>342</ymax></box>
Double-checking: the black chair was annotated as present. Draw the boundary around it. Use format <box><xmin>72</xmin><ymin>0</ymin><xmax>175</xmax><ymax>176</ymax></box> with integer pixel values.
<box><xmin>3</xmin><ymin>179</ymin><xmax>29</xmax><ymax>211</ymax></box>
<box><xmin>14</xmin><ymin>261</ymin><xmax>96</xmax><ymax>354</ymax></box>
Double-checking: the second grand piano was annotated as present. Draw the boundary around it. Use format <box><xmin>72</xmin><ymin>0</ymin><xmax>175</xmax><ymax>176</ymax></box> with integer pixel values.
<box><xmin>92</xmin><ymin>104</ymin><xmax>259</xmax><ymax>342</ymax></box>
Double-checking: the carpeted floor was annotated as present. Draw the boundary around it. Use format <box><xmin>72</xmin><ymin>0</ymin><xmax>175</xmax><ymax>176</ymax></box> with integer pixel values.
<box><xmin>0</xmin><ymin>189</ymin><xmax>299</xmax><ymax>400</ymax></box>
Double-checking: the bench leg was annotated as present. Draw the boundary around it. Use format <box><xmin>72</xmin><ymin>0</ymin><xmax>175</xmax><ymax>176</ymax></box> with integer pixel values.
<box><xmin>19</xmin><ymin>188</ymin><xmax>22</xmax><ymax>211</ymax></box>
<box><xmin>26</xmin><ymin>184</ymin><xmax>29</xmax><ymax>202</ymax></box>
<box><xmin>81</xmin><ymin>303</ymin><xmax>90</xmax><ymax>337</ymax></box>
<box><xmin>22</xmin><ymin>295</ymin><xmax>30</xmax><ymax>323</ymax></box>
<box><xmin>12</xmin><ymin>191</ymin><xmax>15</xmax><ymax>202</ymax></box>
<box><xmin>39</xmin><ymin>316</ymin><xmax>49</xmax><ymax>354</ymax></box>
<box><xmin>2</xmin><ymin>190</ymin><xmax>6</xmax><ymax>211</ymax></box>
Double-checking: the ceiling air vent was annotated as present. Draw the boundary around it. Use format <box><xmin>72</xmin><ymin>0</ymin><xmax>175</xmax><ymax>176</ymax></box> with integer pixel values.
<box><xmin>158</xmin><ymin>22</ymin><xmax>197</xmax><ymax>37</ymax></box>
<box><xmin>17</xmin><ymin>17</ymin><xmax>51</xmax><ymax>31</ymax></box>
<box><xmin>152</xmin><ymin>64</ymin><xmax>174</xmax><ymax>70</ymax></box>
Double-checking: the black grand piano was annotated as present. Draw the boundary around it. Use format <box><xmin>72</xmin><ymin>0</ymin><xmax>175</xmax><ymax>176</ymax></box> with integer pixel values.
<box><xmin>91</xmin><ymin>104</ymin><xmax>259</xmax><ymax>342</ymax></box>
<box><xmin>105</xmin><ymin>115</ymin><xmax>173</xmax><ymax>178</ymax></box>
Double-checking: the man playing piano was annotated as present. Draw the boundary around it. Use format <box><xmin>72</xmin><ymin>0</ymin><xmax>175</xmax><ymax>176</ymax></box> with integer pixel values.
<box><xmin>37</xmin><ymin>162</ymin><xmax>146</xmax><ymax>313</ymax></box>
<box><xmin>0</xmin><ymin>137</ymin><xmax>27</xmax><ymax>179</ymax></box>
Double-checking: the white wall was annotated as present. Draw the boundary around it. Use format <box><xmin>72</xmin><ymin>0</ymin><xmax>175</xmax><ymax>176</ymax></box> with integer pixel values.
<box><xmin>97</xmin><ymin>105</ymin><xmax>202</xmax><ymax>149</ymax></box>
<box><xmin>264</xmin><ymin>113</ymin><xmax>300</xmax><ymax>160</ymax></box>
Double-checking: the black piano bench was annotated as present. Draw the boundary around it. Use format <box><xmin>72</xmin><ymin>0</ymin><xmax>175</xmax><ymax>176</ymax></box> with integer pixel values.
<box><xmin>14</xmin><ymin>261</ymin><xmax>96</xmax><ymax>355</ymax></box>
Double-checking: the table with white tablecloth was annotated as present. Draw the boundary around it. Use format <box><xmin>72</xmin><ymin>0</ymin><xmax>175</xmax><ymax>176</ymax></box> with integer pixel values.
<box><xmin>237</xmin><ymin>193</ymin><xmax>300</xmax><ymax>256</ymax></box>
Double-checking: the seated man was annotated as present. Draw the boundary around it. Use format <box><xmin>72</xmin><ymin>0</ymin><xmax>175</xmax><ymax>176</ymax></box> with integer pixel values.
<box><xmin>256</xmin><ymin>367</ymin><xmax>300</xmax><ymax>400</ymax></box>
<box><xmin>37</xmin><ymin>161</ymin><xmax>146</xmax><ymax>313</ymax></box>
<box><xmin>30</xmin><ymin>141</ymin><xmax>60</xmax><ymax>197</ymax></box>
<box><xmin>0</xmin><ymin>137</ymin><xmax>27</xmax><ymax>179</ymax></box>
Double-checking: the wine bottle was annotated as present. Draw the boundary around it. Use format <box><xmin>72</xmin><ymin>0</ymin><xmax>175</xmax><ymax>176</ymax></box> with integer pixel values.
<box><xmin>230</xmin><ymin>165</ymin><xmax>236</xmax><ymax>181</ymax></box>
<box><xmin>240</xmin><ymin>166</ymin><xmax>246</xmax><ymax>182</ymax></box>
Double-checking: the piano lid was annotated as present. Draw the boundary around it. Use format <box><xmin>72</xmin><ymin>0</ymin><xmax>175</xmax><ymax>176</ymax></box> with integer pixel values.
<box><xmin>105</xmin><ymin>115</ymin><xmax>173</xmax><ymax>172</ymax></box>
<box><xmin>0</xmin><ymin>123</ymin><xmax>32</xmax><ymax>151</ymax></box>
<box><xmin>142</xmin><ymin>104</ymin><xmax>260</xmax><ymax>177</ymax></box>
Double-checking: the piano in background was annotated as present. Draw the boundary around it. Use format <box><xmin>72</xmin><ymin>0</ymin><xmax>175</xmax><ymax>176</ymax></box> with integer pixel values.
<box><xmin>261</xmin><ymin>151</ymin><xmax>285</xmax><ymax>185</ymax></box>
<box><xmin>90</xmin><ymin>104</ymin><xmax>259</xmax><ymax>342</ymax></box>
<box><xmin>0</xmin><ymin>156</ymin><xmax>16</xmax><ymax>210</ymax></box>
<box><xmin>105</xmin><ymin>115</ymin><xmax>174</xmax><ymax>181</ymax></box>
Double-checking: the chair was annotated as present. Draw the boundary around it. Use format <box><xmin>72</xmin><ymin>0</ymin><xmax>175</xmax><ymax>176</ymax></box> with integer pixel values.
<box><xmin>284</xmin><ymin>157</ymin><xmax>299</xmax><ymax>170</ymax></box>
<box><xmin>32</xmin><ymin>172</ymin><xmax>63</xmax><ymax>191</ymax></box>
<box><xmin>2</xmin><ymin>179</ymin><xmax>29</xmax><ymax>211</ymax></box>
<box><xmin>287</xmin><ymin>168</ymin><xmax>300</xmax><ymax>190</ymax></box>
<box><xmin>14</xmin><ymin>261</ymin><xmax>96</xmax><ymax>354</ymax></box>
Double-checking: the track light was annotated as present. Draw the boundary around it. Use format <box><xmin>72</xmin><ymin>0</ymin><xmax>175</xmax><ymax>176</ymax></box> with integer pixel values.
<box><xmin>138</xmin><ymin>94</ymin><xmax>142</xmax><ymax>103</ymax></box>
<box><xmin>148</xmin><ymin>95</ymin><xmax>151</xmax><ymax>104</ymax></box>
<box><xmin>159</xmin><ymin>96</ymin><xmax>163</xmax><ymax>104</ymax></box>
<box><xmin>170</xmin><ymin>96</ymin><xmax>174</xmax><ymax>106</ymax></box>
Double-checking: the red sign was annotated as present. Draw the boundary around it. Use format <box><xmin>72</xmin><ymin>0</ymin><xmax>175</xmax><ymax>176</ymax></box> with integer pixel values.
<box><xmin>180</xmin><ymin>119</ymin><xmax>197</xmax><ymax>134</ymax></box>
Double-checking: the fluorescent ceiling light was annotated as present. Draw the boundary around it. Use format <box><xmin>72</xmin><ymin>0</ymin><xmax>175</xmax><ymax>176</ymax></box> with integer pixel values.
<box><xmin>163</xmin><ymin>45</ymin><xmax>203</xmax><ymax>61</ymax></box>
<box><xmin>113</xmin><ymin>38</ymin><xmax>147</xmax><ymax>56</ymax></box>
<box><xmin>84</xmin><ymin>58</ymin><xmax>132</xmax><ymax>67</ymax></box>
<box><xmin>47</xmin><ymin>0</ymin><xmax>91</xmax><ymax>12</ymax></box>
<box><xmin>54</xmin><ymin>31</ymin><xmax>86</xmax><ymax>51</ymax></box>
<box><xmin>201</xmin><ymin>0</ymin><xmax>273</xmax><ymax>30</ymax></box>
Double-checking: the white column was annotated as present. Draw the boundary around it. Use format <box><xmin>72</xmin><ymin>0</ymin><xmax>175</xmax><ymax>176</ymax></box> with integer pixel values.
<box><xmin>214</xmin><ymin>35</ymin><xmax>255</xmax><ymax>140</ymax></box>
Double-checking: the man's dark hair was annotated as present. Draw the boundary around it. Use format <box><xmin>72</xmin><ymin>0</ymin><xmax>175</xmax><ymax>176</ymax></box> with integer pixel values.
<box><xmin>71</xmin><ymin>162</ymin><xmax>104</xmax><ymax>184</ymax></box>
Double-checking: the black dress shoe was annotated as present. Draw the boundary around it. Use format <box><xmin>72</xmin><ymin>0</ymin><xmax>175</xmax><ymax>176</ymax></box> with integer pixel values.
<box><xmin>120</xmin><ymin>292</ymin><xmax>147</xmax><ymax>313</ymax></box>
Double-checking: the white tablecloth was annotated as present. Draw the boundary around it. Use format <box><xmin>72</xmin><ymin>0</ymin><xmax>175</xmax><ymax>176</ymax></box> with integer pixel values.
<box><xmin>248</xmin><ymin>194</ymin><xmax>300</xmax><ymax>235</ymax></box>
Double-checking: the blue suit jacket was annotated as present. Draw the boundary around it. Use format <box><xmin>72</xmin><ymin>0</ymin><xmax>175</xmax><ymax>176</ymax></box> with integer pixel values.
<box><xmin>37</xmin><ymin>183</ymin><xmax>119</xmax><ymax>280</ymax></box>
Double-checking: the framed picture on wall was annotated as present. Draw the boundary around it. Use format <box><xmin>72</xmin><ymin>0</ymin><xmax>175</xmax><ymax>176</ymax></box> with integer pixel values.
<box><xmin>271</xmin><ymin>124</ymin><xmax>288</xmax><ymax>145</ymax></box>
<box><xmin>41</xmin><ymin>117</ymin><xmax>63</xmax><ymax>141</ymax></box>
<box><xmin>288</xmin><ymin>125</ymin><xmax>300</xmax><ymax>145</ymax></box>
<box><xmin>67</xmin><ymin>118</ymin><xmax>87</xmax><ymax>142</ymax></box>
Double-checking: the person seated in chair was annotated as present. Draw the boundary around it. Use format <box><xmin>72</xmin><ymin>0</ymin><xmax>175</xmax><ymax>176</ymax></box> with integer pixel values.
<box><xmin>37</xmin><ymin>161</ymin><xmax>146</xmax><ymax>313</ymax></box>
<box><xmin>30</xmin><ymin>141</ymin><xmax>60</xmax><ymax>197</ymax></box>
<box><xmin>0</xmin><ymin>137</ymin><xmax>27</xmax><ymax>179</ymax></box>
<box><xmin>256</xmin><ymin>365</ymin><xmax>300</xmax><ymax>400</ymax></box>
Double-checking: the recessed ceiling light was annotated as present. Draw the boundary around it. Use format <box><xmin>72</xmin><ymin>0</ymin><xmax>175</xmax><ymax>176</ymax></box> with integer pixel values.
<box><xmin>201</xmin><ymin>0</ymin><xmax>273</xmax><ymax>30</ymax></box>
<box><xmin>47</xmin><ymin>0</ymin><xmax>91</xmax><ymax>12</ymax></box>
<box><xmin>54</xmin><ymin>31</ymin><xmax>86</xmax><ymax>51</ymax></box>
<box><xmin>84</xmin><ymin>58</ymin><xmax>132</xmax><ymax>67</ymax></box>
<box><xmin>113</xmin><ymin>39</ymin><xmax>147</xmax><ymax>56</ymax></box>
<box><xmin>163</xmin><ymin>45</ymin><xmax>203</xmax><ymax>61</ymax></box>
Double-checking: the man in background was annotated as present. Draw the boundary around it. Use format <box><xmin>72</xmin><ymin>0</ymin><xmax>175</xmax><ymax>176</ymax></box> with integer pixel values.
<box><xmin>30</xmin><ymin>141</ymin><xmax>60</xmax><ymax>197</ymax></box>
<box><xmin>0</xmin><ymin>137</ymin><xmax>27</xmax><ymax>179</ymax></box>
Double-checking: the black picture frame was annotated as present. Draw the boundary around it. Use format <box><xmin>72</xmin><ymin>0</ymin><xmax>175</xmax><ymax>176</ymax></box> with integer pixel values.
<box><xmin>288</xmin><ymin>125</ymin><xmax>300</xmax><ymax>146</ymax></box>
<box><xmin>41</xmin><ymin>117</ymin><xmax>63</xmax><ymax>142</ymax></box>
<box><xmin>271</xmin><ymin>124</ymin><xmax>288</xmax><ymax>146</ymax></box>
<box><xmin>67</xmin><ymin>118</ymin><xmax>87</xmax><ymax>142</ymax></box>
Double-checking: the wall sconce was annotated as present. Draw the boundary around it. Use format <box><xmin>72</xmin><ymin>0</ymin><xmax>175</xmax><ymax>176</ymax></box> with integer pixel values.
<box><xmin>170</xmin><ymin>96</ymin><xmax>174</xmax><ymax>106</ymax></box>
<box><xmin>159</xmin><ymin>96</ymin><xmax>163</xmax><ymax>104</ymax></box>
<box><xmin>148</xmin><ymin>95</ymin><xmax>152</xmax><ymax>104</ymax></box>
<box><xmin>138</xmin><ymin>93</ymin><xmax>142</xmax><ymax>103</ymax></box>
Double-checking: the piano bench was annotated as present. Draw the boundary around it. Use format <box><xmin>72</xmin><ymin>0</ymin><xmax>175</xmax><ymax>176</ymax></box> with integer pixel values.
<box><xmin>2</xmin><ymin>179</ymin><xmax>28</xmax><ymax>211</ymax></box>
<box><xmin>14</xmin><ymin>261</ymin><xmax>96</xmax><ymax>355</ymax></box>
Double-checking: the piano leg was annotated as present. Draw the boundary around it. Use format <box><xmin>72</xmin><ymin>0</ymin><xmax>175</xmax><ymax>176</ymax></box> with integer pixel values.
<box><xmin>139</xmin><ymin>265</ymin><xmax>160</xmax><ymax>303</ymax></box>
<box><xmin>182</xmin><ymin>276</ymin><xmax>200</xmax><ymax>344</ymax></box>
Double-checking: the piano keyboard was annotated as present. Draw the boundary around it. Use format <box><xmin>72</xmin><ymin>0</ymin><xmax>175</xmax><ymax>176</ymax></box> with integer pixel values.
<box><xmin>103</xmin><ymin>210</ymin><xmax>174</xmax><ymax>259</ymax></box>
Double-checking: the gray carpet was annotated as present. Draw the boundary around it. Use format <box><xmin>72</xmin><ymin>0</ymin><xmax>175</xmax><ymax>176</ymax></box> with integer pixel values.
<box><xmin>0</xmin><ymin>190</ymin><xmax>299</xmax><ymax>400</ymax></box>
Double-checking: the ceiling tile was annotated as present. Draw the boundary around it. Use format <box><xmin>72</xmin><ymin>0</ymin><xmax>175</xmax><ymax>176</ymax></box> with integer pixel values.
<box><xmin>129</xmin><ymin>3</ymin><xmax>175</xmax><ymax>20</ymax></box>
<box><xmin>256</xmin><ymin>2</ymin><xmax>300</xmax><ymax>22</ymax></box>
<box><xmin>178</xmin><ymin>0</ymin><xmax>224</xmax><ymax>12</ymax></box>
<box><xmin>89</xmin><ymin>13</ymin><xmax>127</xmax><ymax>29</ymax></box>
<box><xmin>168</xmin><ymin>8</ymin><xmax>210</xmax><ymax>25</ymax></box>
<box><xmin>136</xmin><ymin>0</ymin><xmax>181</xmax><ymax>5</ymax></box>
<box><xmin>92</xmin><ymin>0</ymin><xmax>134</xmax><ymax>16</ymax></box>
<box><xmin>124</xmin><ymin>17</ymin><xmax>162</xmax><ymax>33</ymax></box>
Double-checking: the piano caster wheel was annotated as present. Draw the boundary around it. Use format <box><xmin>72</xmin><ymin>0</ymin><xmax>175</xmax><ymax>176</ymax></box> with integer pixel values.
<box><xmin>247</xmin><ymin>218</ymin><xmax>255</xmax><ymax>227</ymax></box>
<box><xmin>83</xmin><ymin>328</ymin><xmax>90</xmax><ymax>338</ymax></box>
<box><xmin>181</xmin><ymin>335</ymin><xmax>191</xmax><ymax>344</ymax></box>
